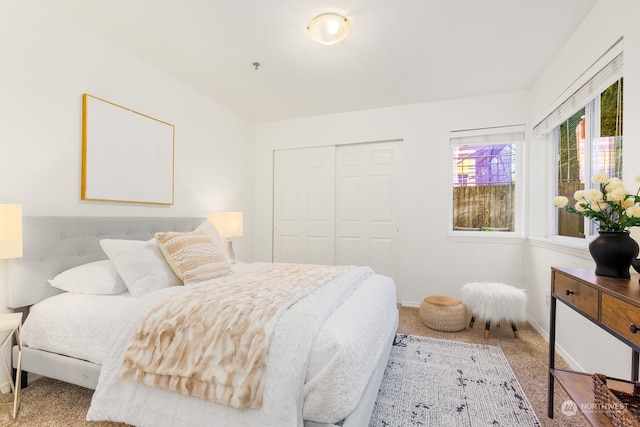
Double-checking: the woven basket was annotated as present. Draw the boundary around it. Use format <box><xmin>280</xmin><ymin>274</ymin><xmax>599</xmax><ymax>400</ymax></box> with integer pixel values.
<box><xmin>593</xmin><ymin>373</ymin><xmax>640</xmax><ymax>427</ymax></box>
<box><xmin>418</xmin><ymin>296</ymin><xmax>467</xmax><ymax>332</ymax></box>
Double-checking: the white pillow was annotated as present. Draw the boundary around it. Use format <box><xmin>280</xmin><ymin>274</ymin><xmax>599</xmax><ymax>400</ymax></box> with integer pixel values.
<box><xmin>196</xmin><ymin>220</ymin><xmax>231</xmax><ymax>261</ymax></box>
<box><xmin>48</xmin><ymin>260</ymin><xmax>127</xmax><ymax>295</ymax></box>
<box><xmin>100</xmin><ymin>238</ymin><xmax>181</xmax><ymax>297</ymax></box>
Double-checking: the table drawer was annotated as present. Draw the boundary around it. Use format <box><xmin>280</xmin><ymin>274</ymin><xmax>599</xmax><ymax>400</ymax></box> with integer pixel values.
<box><xmin>553</xmin><ymin>272</ymin><xmax>599</xmax><ymax>319</ymax></box>
<box><xmin>601</xmin><ymin>293</ymin><xmax>640</xmax><ymax>346</ymax></box>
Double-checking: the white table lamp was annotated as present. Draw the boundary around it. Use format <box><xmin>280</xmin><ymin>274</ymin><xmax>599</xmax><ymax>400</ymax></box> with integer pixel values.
<box><xmin>0</xmin><ymin>205</ymin><xmax>22</xmax><ymax>260</ymax></box>
<box><xmin>0</xmin><ymin>205</ymin><xmax>23</xmax><ymax>420</ymax></box>
<box><xmin>208</xmin><ymin>212</ymin><xmax>243</xmax><ymax>262</ymax></box>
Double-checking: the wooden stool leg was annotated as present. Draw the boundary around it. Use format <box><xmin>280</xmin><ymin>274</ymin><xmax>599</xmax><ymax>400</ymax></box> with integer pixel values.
<box><xmin>484</xmin><ymin>320</ymin><xmax>491</xmax><ymax>339</ymax></box>
<box><xmin>469</xmin><ymin>316</ymin><xmax>475</xmax><ymax>328</ymax></box>
<box><xmin>511</xmin><ymin>321</ymin><xmax>519</xmax><ymax>338</ymax></box>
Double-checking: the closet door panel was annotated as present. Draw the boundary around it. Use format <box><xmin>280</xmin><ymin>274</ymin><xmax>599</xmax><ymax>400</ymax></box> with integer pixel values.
<box><xmin>335</xmin><ymin>141</ymin><xmax>401</xmax><ymax>279</ymax></box>
<box><xmin>273</xmin><ymin>147</ymin><xmax>335</xmax><ymax>265</ymax></box>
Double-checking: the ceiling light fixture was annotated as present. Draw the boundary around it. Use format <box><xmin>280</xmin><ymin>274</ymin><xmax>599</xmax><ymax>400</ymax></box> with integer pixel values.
<box><xmin>307</xmin><ymin>13</ymin><xmax>350</xmax><ymax>45</ymax></box>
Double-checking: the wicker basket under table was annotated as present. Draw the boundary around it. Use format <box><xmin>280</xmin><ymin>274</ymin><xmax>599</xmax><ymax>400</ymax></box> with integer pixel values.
<box><xmin>593</xmin><ymin>373</ymin><xmax>640</xmax><ymax>427</ymax></box>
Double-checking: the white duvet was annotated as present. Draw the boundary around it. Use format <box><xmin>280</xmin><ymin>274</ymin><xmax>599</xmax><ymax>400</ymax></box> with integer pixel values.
<box><xmin>22</xmin><ymin>263</ymin><xmax>398</xmax><ymax>426</ymax></box>
<box><xmin>303</xmin><ymin>273</ymin><xmax>398</xmax><ymax>422</ymax></box>
<box><xmin>21</xmin><ymin>291</ymin><xmax>136</xmax><ymax>365</ymax></box>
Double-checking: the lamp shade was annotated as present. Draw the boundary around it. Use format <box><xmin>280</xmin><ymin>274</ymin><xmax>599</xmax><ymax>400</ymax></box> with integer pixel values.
<box><xmin>307</xmin><ymin>13</ymin><xmax>350</xmax><ymax>45</ymax></box>
<box><xmin>208</xmin><ymin>212</ymin><xmax>244</xmax><ymax>239</ymax></box>
<box><xmin>0</xmin><ymin>204</ymin><xmax>22</xmax><ymax>259</ymax></box>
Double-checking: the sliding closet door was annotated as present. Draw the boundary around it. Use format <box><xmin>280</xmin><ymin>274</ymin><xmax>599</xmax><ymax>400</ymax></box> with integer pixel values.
<box><xmin>273</xmin><ymin>141</ymin><xmax>401</xmax><ymax>279</ymax></box>
<box><xmin>273</xmin><ymin>146</ymin><xmax>335</xmax><ymax>265</ymax></box>
<box><xmin>335</xmin><ymin>141</ymin><xmax>401</xmax><ymax>278</ymax></box>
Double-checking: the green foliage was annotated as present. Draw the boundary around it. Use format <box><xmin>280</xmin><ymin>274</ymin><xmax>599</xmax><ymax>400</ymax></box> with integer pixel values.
<box><xmin>601</xmin><ymin>78</ymin><xmax>623</xmax><ymax>138</ymax></box>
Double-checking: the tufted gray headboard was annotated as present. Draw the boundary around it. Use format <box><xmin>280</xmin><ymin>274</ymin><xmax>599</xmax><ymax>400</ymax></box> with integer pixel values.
<box><xmin>4</xmin><ymin>216</ymin><xmax>205</xmax><ymax>309</ymax></box>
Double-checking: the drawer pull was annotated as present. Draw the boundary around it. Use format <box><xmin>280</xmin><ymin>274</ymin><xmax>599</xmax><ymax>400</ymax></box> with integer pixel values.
<box><xmin>631</xmin><ymin>323</ymin><xmax>639</xmax><ymax>334</ymax></box>
<box><xmin>565</xmin><ymin>289</ymin><xmax>575</xmax><ymax>296</ymax></box>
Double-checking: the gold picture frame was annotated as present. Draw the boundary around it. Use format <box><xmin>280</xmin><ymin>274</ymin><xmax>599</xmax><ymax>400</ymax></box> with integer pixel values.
<box><xmin>81</xmin><ymin>94</ymin><xmax>175</xmax><ymax>205</ymax></box>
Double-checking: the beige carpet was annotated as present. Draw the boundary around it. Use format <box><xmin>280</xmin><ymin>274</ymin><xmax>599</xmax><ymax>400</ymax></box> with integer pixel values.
<box><xmin>3</xmin><ymin>306</ymin><xmax>588</xmax><ymax>426</ymax></box>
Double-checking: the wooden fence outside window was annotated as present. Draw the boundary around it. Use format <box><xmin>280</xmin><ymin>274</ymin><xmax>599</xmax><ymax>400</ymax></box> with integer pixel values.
<box><xmin>452</xmin><ymin>184</ymin><xmax>514</xmax><ymax>230</ymax></box>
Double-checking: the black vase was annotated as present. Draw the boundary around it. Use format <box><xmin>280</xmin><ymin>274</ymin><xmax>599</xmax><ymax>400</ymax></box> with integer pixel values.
<box><xmin>589</xmin><ymin>231</ymin><xmax>639</xmax><ymax>279</ymax></box>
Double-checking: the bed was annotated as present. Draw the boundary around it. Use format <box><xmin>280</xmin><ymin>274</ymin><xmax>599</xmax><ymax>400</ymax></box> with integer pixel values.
<box><xmin>5</xmin><ymin>216</ymin><xmax>398</xmax><ymax>427</ymax></box>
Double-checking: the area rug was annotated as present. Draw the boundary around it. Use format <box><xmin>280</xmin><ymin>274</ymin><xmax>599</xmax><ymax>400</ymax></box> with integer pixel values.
<box><xmin>369</xmin><ymin>334</ymin><xmax>541</xmax><ymax>427</ymax></box>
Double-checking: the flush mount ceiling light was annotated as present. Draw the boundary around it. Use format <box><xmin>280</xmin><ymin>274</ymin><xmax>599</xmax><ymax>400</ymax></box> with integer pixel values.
<box><xmin>307</xmin><ymin>13</ymin><xmax>350</xmax><ymax>45</ymax></box>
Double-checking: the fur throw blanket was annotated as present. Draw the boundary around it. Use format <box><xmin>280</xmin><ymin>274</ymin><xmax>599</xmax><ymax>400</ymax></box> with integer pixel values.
<box><xmin>120</xmin><ymin>263</ymin><xmax>349</xmax><ymax>409</ymax></box>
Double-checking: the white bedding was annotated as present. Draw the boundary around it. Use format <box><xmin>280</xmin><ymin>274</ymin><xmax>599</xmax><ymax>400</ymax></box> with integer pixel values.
<box><xmin>20</xmin><ymin>263</ymin><xmax>269</xmax><ymax>364</ymax></box>
<box><xmin>21</xmin><ymin>291</ymin><xmax>136</xmax><ymax>364</ymax></box>
<box><xmin>22</xmin><ymin>263</ymin><xmax>398</xmax><ymax>426</ymax></box>
<box><xmin>303</xmin><ymin>273</ymin><xmax>397</xmax><ymax>422</ymax></box>
<box><xmin>88</xmin><ymin>265</ymin><xmax>375</xmax><ymax>426</ymax></box>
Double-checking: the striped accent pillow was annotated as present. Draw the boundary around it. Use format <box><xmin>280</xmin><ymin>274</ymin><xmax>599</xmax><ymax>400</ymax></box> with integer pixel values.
<box><xmin>156</xmin><ymin>230</ymin><xmax>231</xmax><ymax>285</ymax></box>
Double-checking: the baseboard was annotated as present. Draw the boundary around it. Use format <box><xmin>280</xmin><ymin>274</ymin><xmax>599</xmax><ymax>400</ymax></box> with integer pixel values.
<box><xmin>0</xmin><ymin>372</ymin><xmax>42</xmax><ymax>394</ymax></box>
<box><xmin>527</xmin><ymin>316</ymin><xmax>584</xmax><ymax>372</ymax></box>
<box><xmin>526</xmin><ymin>316</ymin><xmax>548</xmax><ymax>341</ymax></box>
<box><xmin>400</xmin><ymin>300</ymin><xmax>420</xmax><ymax>308</ymax></box>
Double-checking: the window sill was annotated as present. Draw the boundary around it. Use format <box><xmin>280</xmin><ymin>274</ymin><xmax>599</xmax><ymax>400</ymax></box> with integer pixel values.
<box><xmin>447</xmin><ymin>231</ymin><xmax>526</xmax><ymax>244</ymax></box>
<box><xmin>528</xmin><ymin>236</ymin><xmax>592</xmax><ymax>260</ymax></box>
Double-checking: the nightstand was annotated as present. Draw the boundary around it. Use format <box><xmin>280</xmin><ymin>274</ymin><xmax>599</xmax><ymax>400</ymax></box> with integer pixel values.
<box><xmin>0</xmin><ymin>313</ymin><xmax>22</xmax><ymax>425</ymax></box>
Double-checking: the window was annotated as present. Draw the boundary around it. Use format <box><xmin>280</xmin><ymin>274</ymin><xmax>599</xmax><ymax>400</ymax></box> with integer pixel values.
<box><xmin>532</xmin><ymin>41</ymin><xmax>622</xmax><ymax>239</ymax></box>
<box><xmin>450</xmin><ymin>126</ymin><xmax>524</xmax><ymax>232</ymax></box>
<box><xmin>555</xmin><ymin>78</ymin><xmax>624</xmax><ymax>238</ymax></box>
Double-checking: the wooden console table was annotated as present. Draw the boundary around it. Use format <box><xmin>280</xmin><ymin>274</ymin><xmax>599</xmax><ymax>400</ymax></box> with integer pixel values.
<box><xmin>548</xmin><ymin>267</ymin><xmax>640</xmax><ymax>425</ymax></box>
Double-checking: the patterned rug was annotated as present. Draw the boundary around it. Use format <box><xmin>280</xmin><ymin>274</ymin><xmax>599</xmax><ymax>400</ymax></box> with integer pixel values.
<box><xmin>369</xmin><ymin>334</ymin><xmax>541</xmax><ymax>427</ymax></box>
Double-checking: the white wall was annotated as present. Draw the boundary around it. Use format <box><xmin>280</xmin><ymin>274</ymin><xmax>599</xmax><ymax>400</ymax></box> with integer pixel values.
<box><xmin>527</xmin><ymin>0</ymin><xmax>640</xmax><ymax>379</ymax></box>
<box><xmin>0</xmin><ymin>1</ymin><xmax>256</xmax><ymax>261</ymax></box>
<box><xmin>256</xmin><ymin>91</ymin><xmax>530</xmax><ymax>305</ymax></box>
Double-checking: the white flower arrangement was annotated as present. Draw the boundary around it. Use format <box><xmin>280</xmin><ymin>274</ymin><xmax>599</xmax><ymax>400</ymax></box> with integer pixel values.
<box><xmin>553</xmin><ymin>174</ymin><xmax>640</xmax><ymax>232</ymax></box>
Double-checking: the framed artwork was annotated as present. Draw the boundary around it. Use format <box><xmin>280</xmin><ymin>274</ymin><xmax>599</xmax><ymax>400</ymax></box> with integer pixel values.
<box><xmin>81</xmin><ymin>94</ymin><xmax>175</xmax><ymax>205</ymax></box>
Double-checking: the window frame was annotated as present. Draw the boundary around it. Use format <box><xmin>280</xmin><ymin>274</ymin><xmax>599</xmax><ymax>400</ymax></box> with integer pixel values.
<box><xmin>448</xmin><ymin>125</ymin><xmax>526</xmax><ymax>242</ymax></box>
<box><xmin>550</xmin><ymin>77</ymin><xmax>624</xmax><ymax>241</ymax></box>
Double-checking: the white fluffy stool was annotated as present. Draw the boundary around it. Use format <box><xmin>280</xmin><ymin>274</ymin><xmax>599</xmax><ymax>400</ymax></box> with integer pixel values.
<box><xmin>461</xmin><ymin>282</ymin><xmax>527</xmax><ymax>339</ymax></box>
